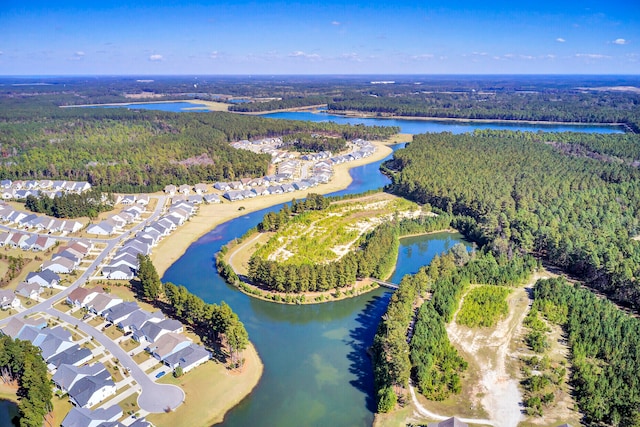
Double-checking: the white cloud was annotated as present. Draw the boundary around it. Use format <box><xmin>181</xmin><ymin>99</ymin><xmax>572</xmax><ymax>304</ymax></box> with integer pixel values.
<box><xmin>288</xmin><ymin>51</ymin><xmax>321</xmax><ymax>60</ymax></box>
<box><xmin>613</xmin><ymin>38</ymin><xmax>628</xmax><ymax>45</ymax></box>
<box><xmin>575</xmin><ymin>53</ymin><xmax>611</xmax><ymax>59</ymax></box>
<box><xmin>410</xmin><ymin>54</ymin><xmax>434</xmax><ymax>60</ymax></box>
<box><xmin>210</xmin><ymin>51</ymin><xmax>219</xmax><ymax>59</ymax></box>
<box><xmin>331</xmin><ymin>21</ymin><xmax>341</xmax><ymax>26</ymax></box>
<box><xmin>148</xmin><ymin>54</ymin><xmax>163</xmax><ymax>62</ymax></box>
<box><xmin>340</xmin><ymin>52</ymin><xmax>361</xmax><ymax>62</ymax></box>
<box><xmin>68</xmin><ymin>51</ymin><xmax>85</xmax><ymax>61</ymax></box>
<box><xmin>556</xmin><ymin>38</ymin><xmax>566</xmax><ymax>43</ymax></box>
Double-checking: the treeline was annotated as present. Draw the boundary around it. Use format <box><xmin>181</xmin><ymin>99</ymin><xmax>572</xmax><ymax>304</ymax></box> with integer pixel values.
<box><xmin>533</xmin><ymin>277</ymin><xmax>640</xmax><ymax>425</ymax></box>
<box><xmin>372</xmin><ymin>249</ymin><xmax>537</xmax><ymax>411</ymax></box>
<box><xmin>24</xmin><ymin>189</ymin><xmax>112</xmax><ymax>219</ymax></box>
<box><xmin>135</xmin><ymin>255</ymin><xmax>249</xmax><ymax>366</ymax></box>
<box><xmin>386</xmin><ymin>130</ymin><xmax>640</xmax><ymax>310</ymax></box>
<box><xmin>282</xmin><ymin>132</ymin><xmax>347</xmax><ymax>153</ymax></box>
<box><xmin>257</xmin><ymin>193</ymin><xmax>329</xmax><ymax>232</ymax></box>
<box><xmin>228</xmin><ymin>96</ymin><xmax>332</xmax><ymax>112</ymax></box>
<box><xmin>0</xmin><ymin>335</ymin><xmax>52</xmax><ymax>427</ymax></box>
<box><xmin>328</xmin><ymin>91</ymin><xmax>640</xmax><ymax>130</ymax></box>
<box><xmin>0</xmin><ymin>102</ymin><xmax>397</xmax><ymax>192</ymax></box>
<box><xmin>248</xmin><ymin>223</ymin><xmax>399</xmax><ymax>292</ymax></box>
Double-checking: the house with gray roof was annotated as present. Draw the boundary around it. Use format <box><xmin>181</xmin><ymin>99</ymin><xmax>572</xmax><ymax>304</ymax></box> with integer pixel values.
<box><xmin>103</xmin><ymin>301</ymin><xmax>139</xmax><ymax>324</ymax></box>
<box><xmin>0</xmin><ymin>316</ymin><xmax>46</xmax><ymax>339</ymax></box>
<box><xmin>146</xmin><ymin>332</ymin><xmax>191</xmax><ymax>361</ymax></box>
<box><xmin>204</xmin><ymin>193</ymin><xmax>221</xmax><ymax>203</ymax></box>
<box><xmin>53</xmin><ymin>363</ymin><xmax>103</xmax><ymax>393</ymax></box>
<box><xmin>87</xmin><ymin>294</ymin><xmax>123</xmax><ymax>316</ymax></box>
<box><xmin>42</xmin><ymin>256</ymin><xmax>76</xmax><ymax>274</ymax></box>
<box><xmin>26</xmin><ymin>269</ymin><xmax>60</xmax><ymax>288</ymax></box>
<box><xmin>162</xmin><ymin>343</ymin><xmax>211</xmax><ymax>373</ymax></box>
<box><xmin>0</xmin><ymin>289</ymin><xmax>20</xmax><ymax>310</ymax></box>
<box><xmin>15</xmin><ymin>282</ymin><xmax>41</xmax><ymax>300</ymax></box>
<box><xmin>69</xmin><ymin>373</ymin><xmax>117</xmax><ymax>408</ymax></box>
<box><xmin>61</xmin><ymin>405</ymin><xmax>122</xmax><ymax>427</ymax></box>
<box><xmin>47</xmin><ymin>344</ymin><xmax>93</xmax><ymax>371</ymax></box>
<box><xmin>117</xmin><ymin>309</ymin><xmax>164</xmax><ymax>334</ymax></box>
<box><xmin>134</xmin><ymin>318</ymin><xmax>184</xmax><ymax>344</ymax></box>
<box><xmin>86</xmin><ymin>221</ymin><xmax>116</xmax><ymax>236</ymax></box>
<box><xmin>37</xmin><ymin>326</ymin><xmax>75</xmax><ymax>360</ymax></box>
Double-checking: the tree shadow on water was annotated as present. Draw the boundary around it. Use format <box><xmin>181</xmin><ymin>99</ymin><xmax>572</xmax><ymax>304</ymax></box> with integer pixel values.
<box><xmin>346</xmin><ymin>292</ymin><xmax>392</xmax><ymax>413</ymax></box>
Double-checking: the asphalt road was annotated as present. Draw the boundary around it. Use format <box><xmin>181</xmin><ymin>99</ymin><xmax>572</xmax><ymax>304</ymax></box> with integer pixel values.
<box><xmin>0</xmin><ymin>195</ymin><xmax>186</xmax><ymax>412</ymax></box>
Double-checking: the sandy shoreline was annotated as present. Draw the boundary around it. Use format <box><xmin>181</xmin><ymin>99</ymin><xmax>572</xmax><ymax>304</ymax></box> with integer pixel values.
<box><xmin>61</xmin><ymin>99</ymin><xmax>230</xmax><ymax>111</ymax></box>
<box><xmin>152</xmin><ymin>139</ymin><xmax>398</xmax><ymax>277</ymax></box>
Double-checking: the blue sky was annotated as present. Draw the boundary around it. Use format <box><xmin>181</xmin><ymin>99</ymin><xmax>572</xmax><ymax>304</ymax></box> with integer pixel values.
<box><xmin>1</xmin><ymin>0</ymin><xmax>638</xmax><ymax>75</ymax></box>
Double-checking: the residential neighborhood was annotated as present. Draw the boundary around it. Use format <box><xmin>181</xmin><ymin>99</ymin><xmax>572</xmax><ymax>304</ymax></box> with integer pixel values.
<box><xmin>0</xmin><ymin>138</ymin><xmax>378</xmax><ymax>426</ymax></box>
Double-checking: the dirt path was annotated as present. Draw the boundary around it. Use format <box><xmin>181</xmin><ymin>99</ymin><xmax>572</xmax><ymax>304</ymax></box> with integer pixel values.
<box><xmin>409</xmin><ymin>385</ymin><xmax>495</xmax><ymax>426</ymax></box>
<box><xmin>445</xmin><ymin>274</ymin><xmax>546</xmax><ymax>427</ymax></box>
<box><xmin>227</xmin><ymin>232</ymin><xmax>264</xmax><ymax>274</ymax></box>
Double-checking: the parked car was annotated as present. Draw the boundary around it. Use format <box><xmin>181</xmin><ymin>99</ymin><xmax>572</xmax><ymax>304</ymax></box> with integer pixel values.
<box><xmin>155</xmin><ymin>371</ymin><xmax>166</xmax><ymax>379</ymax></box>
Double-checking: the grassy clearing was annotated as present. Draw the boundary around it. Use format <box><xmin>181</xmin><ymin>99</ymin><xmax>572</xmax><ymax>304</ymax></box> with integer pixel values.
<box><xmin>147</xmin><ymin>343</ymin><xmax>262</xmax><ymax>427</ymax></box>
<box><xmin>253</xmin><ymin>193</ymin><xmax>419</xmax><ymax>265</ymax></box>
<box><xmin>456</xmin><ymin>286</ymin><xmax>511</xmax><ymax>328</ymax></box>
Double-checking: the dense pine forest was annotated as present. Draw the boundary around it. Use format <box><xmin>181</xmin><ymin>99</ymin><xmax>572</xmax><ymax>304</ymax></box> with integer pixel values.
<box><xmin>533</xmin><ymin>277</ymin><xmax>640</xmax><ymax>425</ymax></box>
<box><xmin>0</xmin><ymin>98</ymin><xmax>396</xmax><ymax>192</ymax></box>
<box><xmin>328</xmin><ymin>91</ymin><xmax>640</xmax><ymax>130</ymax></box>
<box><xmin>385</xmin><ymin>130</ymin><xmax>640</xmax><ymax>311</ymax></box>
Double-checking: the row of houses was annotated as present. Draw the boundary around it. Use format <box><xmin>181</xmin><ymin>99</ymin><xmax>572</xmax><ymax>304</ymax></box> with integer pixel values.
<box><xmin>40</xmin><ymin>240</ymin><xmax>93</xmax><ymax>275</ymax></box>
<box><xmin>0</xmin><ymin>179</ymin><xmax>92</xmax><ymax>196</ymax></box>
<box><xmin>1</xmin><ymin>316</ymin><xmax>154</xmax><ymax>427</ymax></box>
<box><xmin>221</xmin><ymin>175</ymin><xmax>329</xmax><ymax>202</ymax></box>
<box><xmin>1</xmin><ymin>317</ymin><xmax>112</xmax><ymax>407</ymax></box>
<box><xmin>68</xmin><ymin>286</ymin><xmax>210</xmax><ymax>371</ymax></box>
<box><xmin>163</xmin><ymin>183</ymin><xmax>211</xmax><ymax>196</ymax></box>
<box><xmin>102</xmin><ymin>200</ymin><xmax>199</xmax><ymax>280</ymax></box>
<box><xmin>0</xmin><ymin>231</ymin><xmax>56</xmax><ymax>251</ymax></box>
<box><xmin>0</xmin><ymin>270</ymin><xmax>65</xmax><ymax>309</ymax></box>
<box><xmin>0</xmin><ymin>203</ymin><xmax>83</xmax><ymax>234</ymax></box>
<box><xmin>114</xmin><ymin>194</ymin><xmax>150</xmax><ymax>207</ymax></box>
<box><xmin>86</xmin><ymin>205</ymin><xmax>145</xmax><ymax>236</ymax></box>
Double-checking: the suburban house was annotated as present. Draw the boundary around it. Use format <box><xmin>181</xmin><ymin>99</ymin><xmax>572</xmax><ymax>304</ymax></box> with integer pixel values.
<box><xmin>0</xmin><ymin>317</ymin><xmax>46</xmax><ymax>339</ymax></box>
<box><xmin>37</xmin><ymin>326</ymin><xmax>75</xmax><ymax>360</ymax></box>
<box><xmin>146</xmin><ymin>332</ymin><xmax>191</xmax><ymax>361</ymax></box>
<box><xmin>68</xmin><ymin>373</ymin><xmax>117</xmax><ymax>408</ymax></box>
<box><xmin>61</xmin><ymin>405</ymin><xmax>122</xmax><ymax>427</ymax></box>
<box><xmin>26</xmin><ymin>270</ymin><xmax>60</xmax><ymax>288</ymax></box>
<box><xmin>42</xmin><ymin>256</ymin><xmax>76</xmax><ymax>274</ymax></box>
<box><xmin>0</xmin><ymin>289</ymin><xmax>21</xmax><ymax>310</ymax></box>
<box><xmin>103</xmin><ymin>301</ymin><xmax>140</xmax><ymax>324</ymax></box>
<box><xmin>47</xmin><ymin>344</ymin><xmax>93</xmax><ymax>371</ymax></box>
<box><xmin>117</xmin><ymin>309</ymin><xmax>164</xmax><ymax>334</ymax></box>
<box><xmin>67</xmin><ymin>286</ymin><xmax>104</xmax><ymax>308</ymax></box>
<box><xmin>134</xmin><ymin>318</ymin><xmax>183</xmax><ymax>344</ymax></box>
<box><xmin>102</xmin><ymin>265</ymin><xmax>135</xmax><ymax>280</ymax></box>
<box><xmin>163</xmin><ymin>185</ymin><xmax>177</xmax><ymax>195</ymax></box>
<box><xmin>53</xmin><ymin>363</ymin><xmax>106</xmax><ymax>392</ymax></box>
<box><xmin>87</xmin><ymin>294</ymin><xmax>123</xmax><ymax>316</ymax></box>
<box><xmin>15</xmin><ymin>282</ymin><xmax>41</xmax><ymax>300</ymax></box>
<box><xmin>162</xmin><ymin>343</ymin><xmax>211</xmax><ymax>373</ymax></box>
<box><xmin>86</xmin><ymin>221</ymin><xmax>116</xmax><ymax>236</ymax></box>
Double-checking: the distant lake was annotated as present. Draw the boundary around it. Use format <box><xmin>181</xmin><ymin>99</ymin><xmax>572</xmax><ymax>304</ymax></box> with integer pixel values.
<box><xmin>85</xmin><ymin>102</ymin><xmax>625</xmax><ymax>134</ymax></box>
<box><xmin>262</xmin><ymin>111</ymin><xmax>625</xmax><ymax>134</ymax></box>
<box><xmin>90</xmin><ymin>102</ymin><xmax>209</xmax><ymax>112</ymax></box>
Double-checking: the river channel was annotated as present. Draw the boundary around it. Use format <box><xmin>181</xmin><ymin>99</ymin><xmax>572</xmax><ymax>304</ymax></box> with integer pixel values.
<box><xmin>109</xmin><ymin>102</ymin><xmax>621</xmax><ymax>426</ymax></box>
